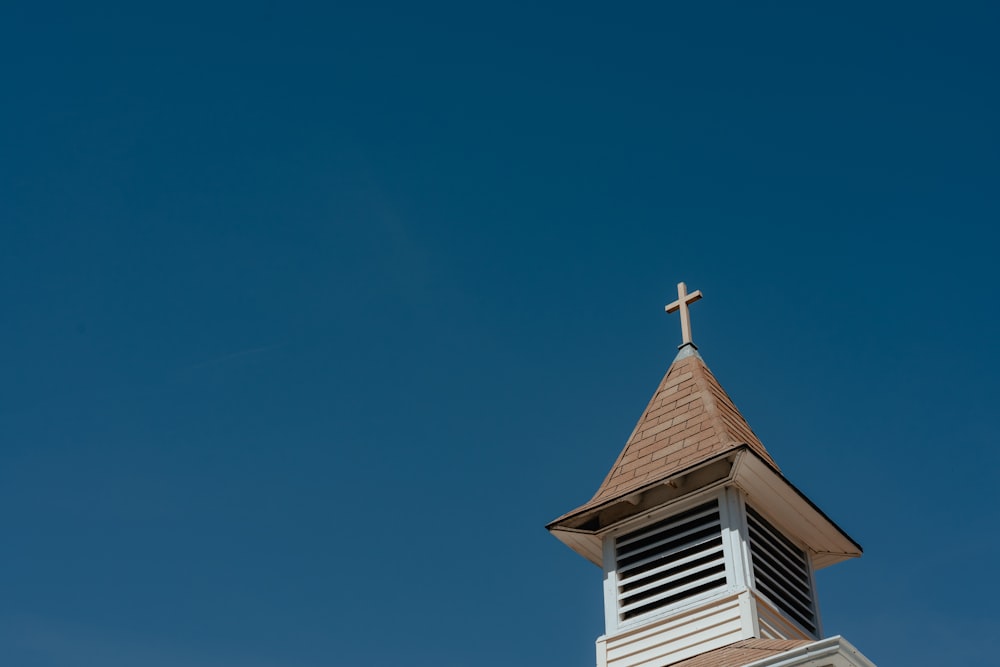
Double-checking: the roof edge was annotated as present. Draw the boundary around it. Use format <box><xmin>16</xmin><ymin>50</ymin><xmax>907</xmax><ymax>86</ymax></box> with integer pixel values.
<box><xmin>546</xmin><ymin>447</ymin><xmax>744</xmax><ymax>532</ymax></box>
<box><xmin>736</xmin><ymin>636</ymin><xmax>876</xmax><ymax>667</ymax></box>
<box><xmin>733</xmin><ymin>446</ymin><xmax>864</xmax><ymax>569</ymax></box>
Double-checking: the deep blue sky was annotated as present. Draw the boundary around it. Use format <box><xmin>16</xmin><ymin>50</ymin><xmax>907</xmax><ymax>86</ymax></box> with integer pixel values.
<box><xmin>2</xmin><ymin>2</ymin><xmax>998</xmax><ymax>666</ymax></box>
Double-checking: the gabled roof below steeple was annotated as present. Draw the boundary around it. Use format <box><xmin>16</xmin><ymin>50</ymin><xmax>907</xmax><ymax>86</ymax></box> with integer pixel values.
<box><xmin>666</xmin><ymin>637</ymin><xmax>876</xmax><ymax>667</ymax></box>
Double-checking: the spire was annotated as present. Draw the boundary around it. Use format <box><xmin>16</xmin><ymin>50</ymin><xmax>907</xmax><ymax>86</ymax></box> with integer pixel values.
<box><xmin>553</xmin><ymin>344</ymin><xmax>778</xmax><ymax>524</ymax></box>
<box><xmin>547</xmin><ymin>281</ymin><xmax>860</xmax><ymax>566</ymax></box>
<box><xmin>591</xmin><ymin>346</ymin><xmax>777</xmax><ymax>507</ymax></box>
<box><xmin>545</xmin><ymin>283</ymin><xmax>871</xmax><ymax>667</ymax></box>
<box><xmin>554</xmin><ymin>282</ymin><xmax>776</xmax><ymax>521</ymax></box>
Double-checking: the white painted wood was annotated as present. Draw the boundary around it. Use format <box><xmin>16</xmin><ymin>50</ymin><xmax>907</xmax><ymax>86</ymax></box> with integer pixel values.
<box><xmin>616</xmin><ymin>506</ymin><xmax>719</xmax><ymax>550</ymax></box>
<box><xmin>736</xmin><ymin>588</ymin><xmax>758</xmax><ymax>639</ymax></box>
<box><xmin>551</xmin><ymin>481</ymin><xmax>734</xmax><ymax>568</ymax></box>
<box><xmin>720</xmin><ymin>487</ymin><xmax>745</xmax><ymax>590</ymax></box>
<box><xmin>695</xmin><ymin>636</ymin><xmax>878</xmax><ymax>667</ymax></box>
<box><xmin>606</xmin><ymin>479</ymin><xmax>735</xmax><ymax>540</ymax></box>
<box><xmin>602</xmin><ymin>594</ymin><xmax>744</xmax><ymax>667</ymax></box>
<box><xmin>744</xmin><ymin>503</ymin><xmax>819</xmax><ymax>636</ymax></box>
<box><xmin>732</xmin><ymin>453</ymin><xmax>861</xmax><ymax>569</ymax></box>
<box><xmin>730</xmin><ymin>488</ymin><xmax>755</xmax><ymax>585</ymax></box>
<box><xmin>603</xmin><ymin>535</ymin><xmax>620</xmax><ymax>633</ymax></box>
<box><xmin>596</xmin><ymin>635</ymin><xmax>608</xmax><ymax>667</ymax></box>
<box><xmin>806</xmin><ymin>547</ymin><xmax>824</xmax><ymax>638</ymax></box>
<box><xmin>553</xmin><ymin>448</ymin><xmax>861</xmax><ymax>572</ymax></box>
<box><xmin>587</xmin><ymin>477</ymin><xmax>840</xmax><ymax>667</ymax></box>
<box><xmin>619</xmin><ymin>570</ymin><xmax>727</xmax><ymax>615</ymax></box>
<box><xmin>753</xmin><ymin>591</ymin><xmax>812</xmax><ymax>640</ymax></box>
<box><xmin>551</xmin><ymin>527</ymin><xmax>604</xmax><ymax>566</ymax></box>
<box><xmin>618</xmin><ymin>526</ymin><xmax>721</xmax><ymax>576</ymax></box>
<box><xmin>612</xmin><ymin>493</ymin><xmax>729</xmax><ymax>628</ymax></box>
<box><xmin>620</xmin><ymin>542</ymin><xmax>724</xmax><ymax>593</ymax></box>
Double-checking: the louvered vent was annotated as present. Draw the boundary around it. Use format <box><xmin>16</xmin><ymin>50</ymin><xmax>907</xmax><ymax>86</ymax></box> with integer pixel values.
<box><xmin>615</xmin><ymin>500</ymin><xmax>727</xmax><ymax>622</ymax></box>
<box><xmin>746</xmin><ymin>506</ymin><xmax>817</xmax><ymax>635</ymax></box>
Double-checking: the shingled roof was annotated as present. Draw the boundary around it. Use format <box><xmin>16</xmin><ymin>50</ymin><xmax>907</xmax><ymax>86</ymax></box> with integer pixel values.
<box><xmin>667</xmin><ymin>639</ymin><xmax>814</xmax><ymax>667</ymax></box>
<box><xmin>565</xmin><ymin>344</ymin><xmax>778</xmax><ymax>518</ymax></box>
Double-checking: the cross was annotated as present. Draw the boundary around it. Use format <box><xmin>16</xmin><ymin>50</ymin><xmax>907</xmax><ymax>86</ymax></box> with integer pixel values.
<box><xmin>665</xmin><ymin>282</ymin><xmax>703</xmax><ymax>347</ymax></box>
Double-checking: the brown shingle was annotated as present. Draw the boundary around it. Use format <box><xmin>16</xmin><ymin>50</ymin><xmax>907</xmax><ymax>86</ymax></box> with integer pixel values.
<box><xmin>573</xmin><ymin>346</ymin><xmax>778</xmax><ymax>512</ymax></box>
<box><xmin>667</xmin><ymin>639</ymin><xmax>813</xmax><ymax>667</ymax></box>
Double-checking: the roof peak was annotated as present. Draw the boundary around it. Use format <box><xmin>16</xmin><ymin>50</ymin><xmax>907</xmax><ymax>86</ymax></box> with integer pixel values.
<box><xmin>674</xmin><ymin>341</ymin><xmax>701</xmax><ymax>360</ymax></box>
<box><xmin>555</xmin><ymin>348</ymin><xmax>777</xmax><ymax>521</ymax></box>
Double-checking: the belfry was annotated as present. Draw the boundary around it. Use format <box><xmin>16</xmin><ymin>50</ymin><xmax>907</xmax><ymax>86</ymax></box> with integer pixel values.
<box><xmin>547</xmin><ymin>283</ymin><xmax>876</xmax><ymax>667</ymax></box>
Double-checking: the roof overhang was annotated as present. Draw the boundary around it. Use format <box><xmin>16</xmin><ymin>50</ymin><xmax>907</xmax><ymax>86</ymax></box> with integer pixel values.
<box><xmin>546</xmin><ymin>445</ymin><xmax>861</xmax><ymax>570</ymax></box>
<box><xmin>730</xmin><ymin>448</ymin><xmax>862</xmax><ymax>570</ymax></box>
<box><xmin>739</xmin><ymin>636</ymin><xmax>876</xmax><ymax>667</ymax></box>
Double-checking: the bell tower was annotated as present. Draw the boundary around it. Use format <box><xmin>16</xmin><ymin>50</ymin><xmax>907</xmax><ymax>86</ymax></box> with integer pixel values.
<box><xmin>547</xmin><ymin>283</ymin><xmax>877</xmax><ymax>667</ymax></box>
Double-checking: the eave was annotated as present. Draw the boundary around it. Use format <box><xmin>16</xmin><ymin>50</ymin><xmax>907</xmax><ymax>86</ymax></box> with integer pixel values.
<box><xmin>547</xmin><ymin>445</ymin><xmax>861</xmax><ymax>570</ymax></box>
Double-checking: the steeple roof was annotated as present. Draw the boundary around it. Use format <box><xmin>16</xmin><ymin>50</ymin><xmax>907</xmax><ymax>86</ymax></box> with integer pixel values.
<box><xmin>548</xmin><ymin>284</ymin><xmax>861</xmax><ymax>571</ymax></box>
<box><xmin>546</xmin><ymin>285</ymin><xmax>872</xmax><ymax>667</ymax></box>
<box><xmin>548</xmin><ymin>341</ymin><xmax>860</xmax><ymax>569</ymax></box>
<box><xmin>569</xmin><ymin>344</ymin><xmax>778</xmax><ymax>517</ymax></box>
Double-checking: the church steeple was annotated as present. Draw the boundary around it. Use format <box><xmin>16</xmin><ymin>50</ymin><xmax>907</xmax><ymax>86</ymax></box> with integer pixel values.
<box><xmin>547</xmin><ymin>283</ymin><xmax>875</xmax><ymax>667</ymax></box>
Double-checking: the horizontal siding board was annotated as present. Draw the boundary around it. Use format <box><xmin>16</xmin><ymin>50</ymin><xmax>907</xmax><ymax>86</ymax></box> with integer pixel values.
<box><xmin>606</xmin><ymin>597</ymin><xmax>744</xmax><ymax>667</ymax></box>
<box><xmin>628</xmin><ymin>621</ymin><xmax>743</xmax><ymax>667</ymax></box>
<box><xmin>753</xmin><ymin>592</ymin><xmax>811</xmax><ymax>641</ymax></box>
<box><xmin>608</xmin><ymin>595</ymin><xmax>740</xmax><ymax>644</ymax></box>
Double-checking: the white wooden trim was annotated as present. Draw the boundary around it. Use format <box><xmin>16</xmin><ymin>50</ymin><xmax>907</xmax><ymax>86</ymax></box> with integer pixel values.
<box><xmin>594</xmin><ymin>481</ymin><xmax>835</xmax><ymax>659</ymax></box>
<box><xmin>603</xmin><ymin>534</ymin><xmax>620</xmax><ymax>633</ymax></box>
<box><xmin>752</xmin><ymin>592</ymin><xmax>814</xmax><ymax>641</ymax></box>
<box><xmin>731</xmin><ymin>489</ymin><xmax>755</xmax><ymax>588</ymax></box>
<box><xmin>619</xmin><ymin>569</ymin><xmax>728</xmax><ymax>615</ymax></box>
<box><xmin>619</xmin><ymin>543</ymin><xmax>725</xmax><ymax>595</ymax></box>
<box><xmin>806</xmin><ymin>548</ymin><xmax>823</xmax><ymax>638</ymax></box>
<box><xmin>616</xmin><ymin>505</ymin><xmax>719</xmax><ymax>548</ymax></box>
<box><xmin>732</xmin><ymin>453</ymin><xmax>861</xmax><ymax>569</ymax></box>
<box><xmin>744</xmin><ymin>503</ymin><xmax>819</xmax><ymax>637</ymax></box>
<box><xmin>596</xmin><ymin>635</ymin><xmax>608</xmax><ymax>667</ymax></box>
<box><xmin>737</xmin><ymin>589</ymin><xmax>759</xmax><ymax>638</ymax></box>
<box><xmin>719</xmin><ymin>487</ymin><xmax>743</xmax><ymax>591</ymax></box>
<box><xmin>598</xmin><ymin>483</ymin><xmax>731</xmax><ymax>540</ymax></box>
<box><xmin>608</xmin><ymin>489</ymin><xmax>733</xmax><ymax>631</ymax></box>
<box><xmin>726</xmin><ymin>488</ymin><xmax>759</xmax><ymax>638</ymax></box>
<box><xmin>617</xmin><ymin>525</ymin><xmax>722</xmax><ymax>575</ymax></box>
<box><xmin>600</xmin><ymin>594</ymin><xmax>746</xmax><ymax>667</ymax></box>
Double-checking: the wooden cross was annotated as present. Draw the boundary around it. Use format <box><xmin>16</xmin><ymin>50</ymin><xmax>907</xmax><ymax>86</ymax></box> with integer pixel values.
<box><xmin>665</xmin><ymin>282</ymin><xmax>703</xmax><ymax>346</ymax></box>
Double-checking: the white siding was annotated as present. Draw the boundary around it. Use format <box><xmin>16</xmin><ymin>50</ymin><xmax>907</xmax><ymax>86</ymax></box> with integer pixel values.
<box><xmin>753</xmin><ymin>592</ymin><xmax>811</xmax><ymax>641</ymax></box>
<box><xmin>600</xmin><ymin>594</ymin><xmax>746</xmax><ymax>667</ymax></box>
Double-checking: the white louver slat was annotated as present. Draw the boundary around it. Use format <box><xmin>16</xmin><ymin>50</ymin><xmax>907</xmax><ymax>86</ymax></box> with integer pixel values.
<box><xmin>614</xmin><ymin>499</ymin><xmax>727</xmax><ymax>622</ymax></box>
<box><xmin>746</xmin><ymin>505</ymin><xmax>817</xmax><ymax>635</ymax></box>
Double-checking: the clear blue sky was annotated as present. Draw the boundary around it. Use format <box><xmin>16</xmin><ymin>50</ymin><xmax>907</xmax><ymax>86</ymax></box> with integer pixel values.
<box><xmin>2</xmin><ymin>2</ymin><xmax>998</xmax><ymax>666</ymax></box>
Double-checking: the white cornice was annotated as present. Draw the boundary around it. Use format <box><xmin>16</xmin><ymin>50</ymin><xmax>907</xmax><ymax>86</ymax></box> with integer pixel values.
<box><xmin>740</xmin><ymin>636</ymin><xmax>876</xmax><ymax>667</ymax></box>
